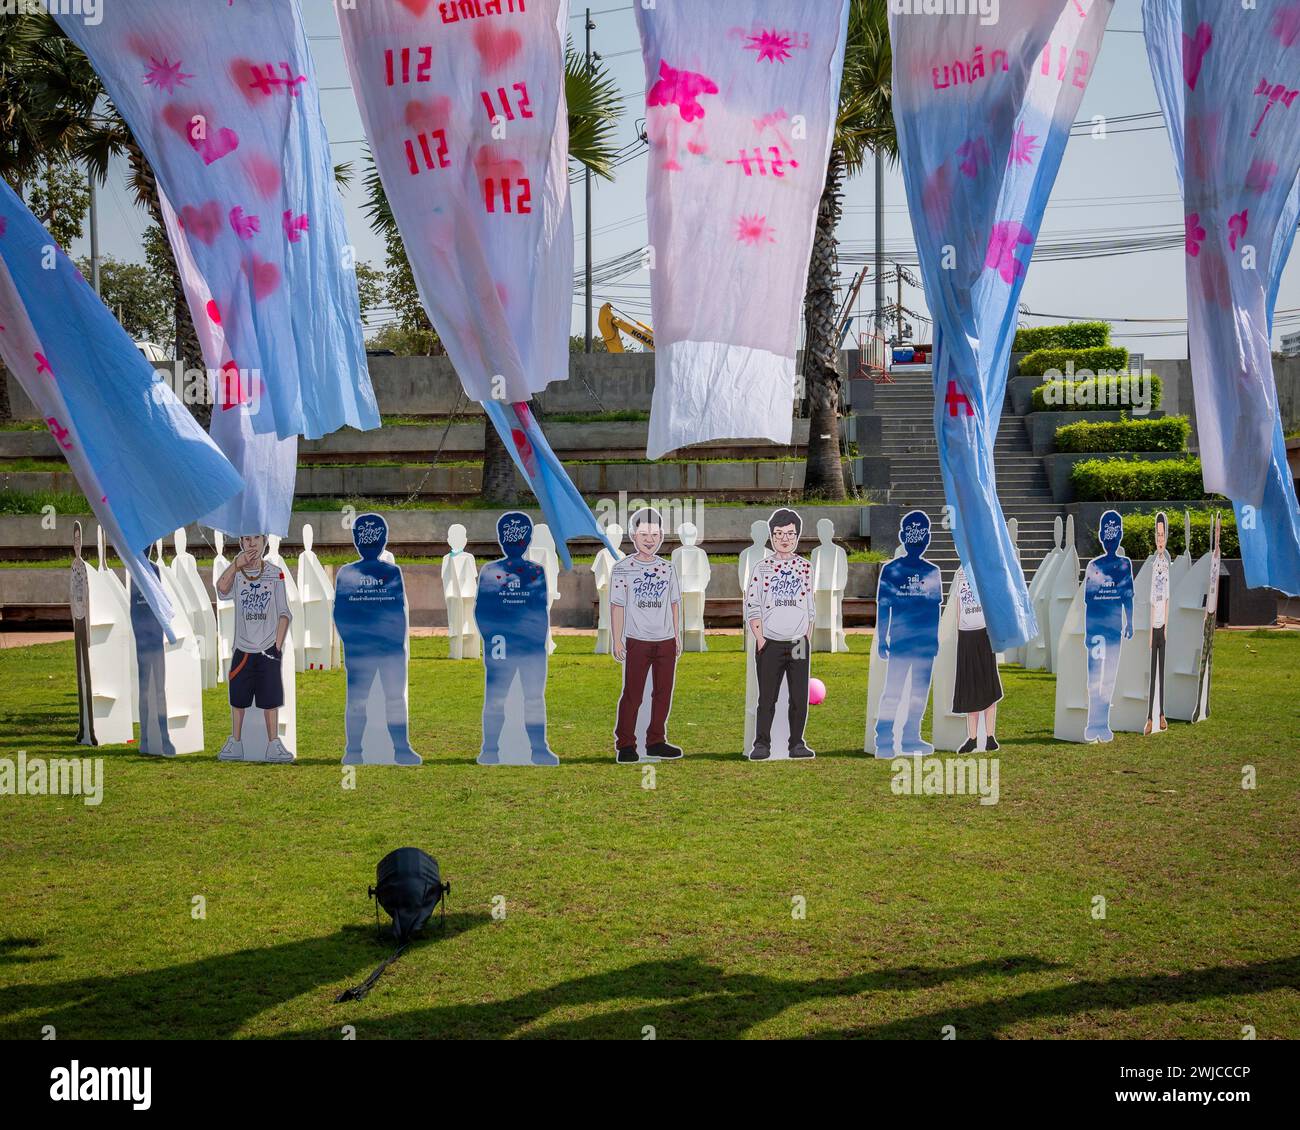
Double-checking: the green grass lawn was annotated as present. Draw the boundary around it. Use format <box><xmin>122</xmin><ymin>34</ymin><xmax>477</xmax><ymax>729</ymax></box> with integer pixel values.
<box><xmin>0</xmin><ymin>632</ymin><xmax>1296</xmax><ymax>1040</ymax></box>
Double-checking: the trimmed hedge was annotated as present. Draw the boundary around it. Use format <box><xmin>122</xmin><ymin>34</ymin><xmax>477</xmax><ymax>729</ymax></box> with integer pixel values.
<box><xmin>1020</xmin><ymin>346</ymin><xmax>1130</xmax><ymax>377</ymax></box>
<box><xmin>1031</xmin><ymin>373</ymin><xmax>1162</xmax><ymax>413</ymax></box>
<box><xmin>1054</xmin><ymin>415</ymin><xmax>1190</xmax><ymax>454</ymax></box>
<box><xmin>1013</xmin><ymin>321</ymin><xmax>1110</xmax><ymax>352</ymax></box>
<box><xmin>1070</xmin><ymin>456</ymin><xmax>1212</xmax><ymax>502</ymax></box>
<box><xmin>1094</xmin><ymin>509</ymin><xmax>1239</xmax><ymax>560</ymax></box>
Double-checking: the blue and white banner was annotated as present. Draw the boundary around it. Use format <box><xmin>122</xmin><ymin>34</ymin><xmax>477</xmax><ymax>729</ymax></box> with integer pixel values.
<box><xmin>890</xmin><ymin>0</ymin><xmax>1114</xmax><ymax>651</ymax></box>
<box><xmin>58</xmin><ymin>0</ymin><xmax>379</xmax><ymax>535</ymax></box>
<box><xmin>1143</xmin><ymin>0</ymin><xmax>1300</xmax><ymax>596</ymax></box>
<box><xmin>0</xmin><ymin>181</ymin><xmax>242</xmax><ymax>638</ymax></box>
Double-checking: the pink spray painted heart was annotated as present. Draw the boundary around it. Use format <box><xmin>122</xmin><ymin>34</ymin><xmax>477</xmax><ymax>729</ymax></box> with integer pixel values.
<box><xmin>1183</xmin><ymin>22</ymin><xmax>1212</xmax><ymax>91</ymax></box>
<box><xmin>179</xmin><ymin>201</ymin><xmax>222</xmax><ymax>245</ymax></box>
<box><xmin>191</xmin><ymin>126</ymin><xmax>239</xmax><ymax>165</ymax></box>
<box><xmin>244</xmin><ymin>256</ymin><xmax>280</xmax><ymax>300</ymax></box>
<box><xmin>473</xmin><ymin>24</ymin><xmax>523</xmax><ymax>73</ymax></box>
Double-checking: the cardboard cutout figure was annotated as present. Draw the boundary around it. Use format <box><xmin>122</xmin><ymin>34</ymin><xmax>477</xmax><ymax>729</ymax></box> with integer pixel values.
<box><xmin>149</xmin><ymin>540</ymin><xmax>205</xmax><ymax>754</ymax></box>
<box><xmin>171</xmin><ymin>528</ymin><xmax>219</xmax><ymax>690</ymax></box>
<box><xmin>671</xmin><ymin>522</ymin><xmax>711</xmax><ymax>652</ymax></box>
<box><xmin>212</xmin><ymin>531</ymin><xmax>235</xmax><ymax>682</ymax></box>
<box><xmin>1080</xmin><ymin>510</ymin><xmax>1134</xmax><ymax>742</ymax></box>
<box><xmin>744</xmin><ymin>508</ymin><xmax>816</xmax><ymax>761</ymax></box>
<box><xmin>476</xmin><ymin>512</ymin><xmax>558</xmax><ymax>766</ymax></box>
<box><xmin>868</xmin><ymin>511</ymin><xmax>942</xmax><ymax>758</ymax></box>
<box><xmin>610</xmin><ymin>508</ymin><xmax>683</xmax><ymax>763</ymax></box>
<box><xmin>441</xmin><ymin>523</ymin><xmax>481</xmax><ymax>662</ymax></box>
<box><xmin>1107</xmin><ymin>548</ymin><xmax>1153</xmax><ymax>735</ymax></box>
<box><xmin>526</xmin><ymin>523</ymin><xmax>561</xmax><ymax>657</ymax></box>
<box><xmin>1024</xmin><ymin>515</ymin><xmax>1066</xmax><ymax>670</ymax></box>
<box><xmin>593</xmin><ymin>523</ymin><xmax>625</xmax><ymax>656</ymax></box>
<box><xmin>812</xmin><ymin>519</ymin><xmax>850</xmax><ymax>654</ymax></box>
<box><xmin>266</xmin><ymin>535</ymin><xmax>306</xmax><ymax>673</ymax></box>
<box><xmin>70</xmin><ymin>522</ymin><xmax>96</xmax><ymax>746</ymax></box>
<box><xmin>84</xmin><ymin>525</ymin><xmax>134</xmax><ymax>746</ymax></box>
<box><xmin>297</xmin><ymin>524</ymin><xmax>338</xmax><ymax>671</ymax></box>
<box><xmin>1046</xmin><ymin>515</ymin><xmax>1081</xmax><ymax>674</ymax></box>
<box><xmin>864</xmin><ymin>541</ymin><xmax>905</xmax><ymax>751</ymax></box>
<box><xmin>1165</xmin><ymin>521</ymin><xmax>1211</xmax><ymax>721</ymax></box>
<box><xmin>1002</xmin><ymin>519</ymin><xmax>1024</xmax><ymax>666</ymax></box>
<box><xmin>740</xmin><ymin>520</ymin><xmax>773</xmax><ymax>753</ymax></box>
<box><xmin>129</xmin><ymin>556</ymin><xmax>174</xmax><ymax>757</ymax></box>
<box><xmin>1192</xmin><ymin>513</ymin><xmax>1222</xmax><ymax>723</ymax></box>
<box><xmin>950</xmin><ymin>566</ymin><xmax>1003</xmax><ymax>752</ymax></box>
<box><xmin>334</xmin><ymin>515</ymin><xmax>421</xmax><ymax>766</ymax></box>
<box><xmin>1144</xmin><ymin>512</ymin><xmax>1172</xmax><ymax>735</ymax></box>
<box><xmin>1170</xmin><ymin>511</ymin><xmax>1194</xmax><ymax>595</ymax></box>
<box><xmin>214</xmin><ymin>534</ymin><xmax>295</xmax><ymax>763</ymax></box>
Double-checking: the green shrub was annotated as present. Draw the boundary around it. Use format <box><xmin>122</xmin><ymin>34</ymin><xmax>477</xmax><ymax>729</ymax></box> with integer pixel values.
<box><xmin>1020</xmin><ymin>346</ymin><xmax>1130</xmax><ymax>377</ymax></box>
<box><xmin>0</xmin><ymin>489</ymin><xmax>89</xmax><ymax>516</ymax></box>
<box><xmin>1031</xmin><ymin>373</ymin><xmax>1161</xmax><ymax>413</ymax></box>
<box><xmin>1013</xmin><ymin>321</ymin><xmax>1111</xmax><ymax>352</ymax></box>
<box><xmin>1070</xmin><ymin>456</ymin><xmax>1212</xmax><ymax>502</ymax></box>
<box><xmin>1093</xmin><ymin>509</ymin><xmax>1239</xmax><ymax>559</ymax></box>
<box><xmin>1054</xmin><ymin>415</ymin><xmax>1190</xmax><ymax>453</ymax></box>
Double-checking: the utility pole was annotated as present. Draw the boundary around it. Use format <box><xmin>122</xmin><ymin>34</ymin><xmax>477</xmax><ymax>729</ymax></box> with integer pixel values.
<box><xmin>88</xmin><ymin>169</ymin><xmax>101</xmax><ymax>297</ymax></box>
<box><xmin>895</xmin><ymin>261</ymin><xmax>903</xmax><ymax>346</ymax></box>
<box><xmin>584</xmin><ymin>8</ymin><xmax>594</xmax><ymax>354</ymax></box>
<box><xmin>873</xmin><ymin>149</ymin><xmax>884</xmax><ymax>339</ymax></box>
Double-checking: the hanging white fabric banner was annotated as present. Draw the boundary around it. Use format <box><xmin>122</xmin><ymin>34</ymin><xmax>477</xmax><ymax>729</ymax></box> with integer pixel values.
<box><xmin>636</xmin><ymin>0</ymin><xmax>850</xmax><ymax>459</ymax></box>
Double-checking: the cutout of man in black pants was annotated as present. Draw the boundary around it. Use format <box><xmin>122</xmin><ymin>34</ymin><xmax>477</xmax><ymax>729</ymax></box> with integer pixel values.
<box><xmin>745</xmin><ymin>508</ymin><xmax>816</xmax><ymax>760</ymax></box>
<box><xmin>1145</xmin><ymin>511</ymin><xmax>1171</xmax><ymax>736</ymax></box>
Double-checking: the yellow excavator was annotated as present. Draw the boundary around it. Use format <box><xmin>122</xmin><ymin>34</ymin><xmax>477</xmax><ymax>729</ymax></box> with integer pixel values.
<box><xmin>598</xmin><ymin>302</ymin><xmax>655</xmax><ymax>353</ymax></box>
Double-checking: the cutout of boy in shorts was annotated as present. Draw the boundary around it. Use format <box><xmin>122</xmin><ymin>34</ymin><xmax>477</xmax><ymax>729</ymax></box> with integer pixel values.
<box><xmin>215</xmin><ymin>534</ymin><xmax>293</xmax><ymax>762</ymax></box>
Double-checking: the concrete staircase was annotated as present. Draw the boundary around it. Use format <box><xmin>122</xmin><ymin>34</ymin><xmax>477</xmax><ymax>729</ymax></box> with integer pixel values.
<box><xmin>871</xmin><ymin>372</ymin><xmax>1059</xmax><ymax>584</ymax></box>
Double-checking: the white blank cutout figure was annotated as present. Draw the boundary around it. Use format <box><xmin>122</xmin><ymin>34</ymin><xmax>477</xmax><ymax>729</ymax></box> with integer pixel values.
<box><xmin>739</xmin><ymin>519</ymin><xmax>773</xmax><ymax>754</ymax></box>
<box><xmin>86</xmin><ymin>525</ymin><xmax>133</xmax><ymax>746</ymax></box>
<box><xmin>297</xmin><ymin>524</ymin><xmax>338</xmax><ymax>671</ymax></box>
<box><xmin>171</xmin><ymin>528</ymin><xmax>219</xmax><ymax>690</ymax></box>
<box><xmin>442</xmin><ymin>523</ymin><xmax>481</xmax><ymax>661</ymax></box>
<box><xmin>212</xmin><ymin>531</ymin><xmax>235</xmax><ymax>682</ymax></box>
<box><xmin>1024</xmin><ymin>516</ymin><xmax>1066</xmax><ymax>671</ymax></box>
<box><xmin>1167</xmin><ymin>516</ymin><xmax>1217</xmax><ymax>722</ymax></box>
<box><xmin>1001</xmin><ymin>518</ymin><xmax>1022</xmax><ymax>665</ymax></box>
<box><xmin>526</xmin><ymin>522</ymin><xmax>560</xmax><ymax>656</ymax></box>
<box><xmin>811</xmin><ymin>518</ymin><xmax>849</xmax><ymax>653</ymax></box>
<box><xmin>592</xmin><ymin>523</ymin><xmax>625</xmax><ymax>655</ymax></box>
<box><xmin>139</xmin><ymin>542</ymin><xmax>204</xmax><ymax>755</ymax></box>
<box><xmin>1053</xmin><ymin>579</ymin><xmax>1090</xmax><ymax>742</ymax></box>
<box><xmin>267</xmin><ymin>534</ymin><xmax>306</xmax><ymax>673</ymax></box>
<box><xmin>672</xmin><ymin>521</ymin><xmax>711</xmax><ymax>652</ymax></box>
<box><xmin>1046</xmin><ymin>515</ymin><xmax>1080</xmax><ymax>674</ymax></box>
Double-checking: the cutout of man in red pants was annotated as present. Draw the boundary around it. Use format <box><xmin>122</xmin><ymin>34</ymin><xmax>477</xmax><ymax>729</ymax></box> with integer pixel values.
<box><xmin>610</xmin><ymin>507</ymin><xmax>683</xmax><ymax>764</ymax></box>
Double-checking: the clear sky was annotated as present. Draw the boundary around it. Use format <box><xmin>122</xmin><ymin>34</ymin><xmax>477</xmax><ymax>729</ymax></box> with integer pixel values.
<box><xmin>71</xmin><ymin>0</ymin><xmax>1300</xmax><ymax>360</ymax></box>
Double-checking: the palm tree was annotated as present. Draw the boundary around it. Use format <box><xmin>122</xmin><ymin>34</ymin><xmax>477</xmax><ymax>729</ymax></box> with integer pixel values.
<box><xmin>363</xmin><ymin>44</ymin><xmax>624</xmax><ymax>505</ymax></box>
<box><xmin>802</xmin><ymin>0</ymin><xmax>896</xmax><ymax>500</ymax></box>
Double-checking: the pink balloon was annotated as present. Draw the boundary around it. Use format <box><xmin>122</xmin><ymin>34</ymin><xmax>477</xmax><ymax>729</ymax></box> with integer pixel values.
<box><xmin>808</xmin><ymin>677</ymin><xmax>827</xmax><ymax>706</ymax></box>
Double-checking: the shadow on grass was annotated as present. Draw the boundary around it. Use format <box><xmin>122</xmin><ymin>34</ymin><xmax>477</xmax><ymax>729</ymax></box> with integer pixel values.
<box><xmin>814</xmin><ymin>954</ymin><xmax>1300</xmax><ymax>1039</ymax></box>
<box><xmin>0</xmin><ymin>915</ymin><xmax>490</xmax><ymax>1040</ymax></box>
<box><xmin>296</xmin><ymin>952</ymin><xmax>1299</xmax><ymax>1040</ymax></box>
<box><xmin>283</xmin><ymin>954</ymin><xmax>1060</xmax><ymax>1040</ymax></box>
<box><xmin>0</xmin><ymin>938</ymin><xmax>57</xmax><ymax>967</ymax></box>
